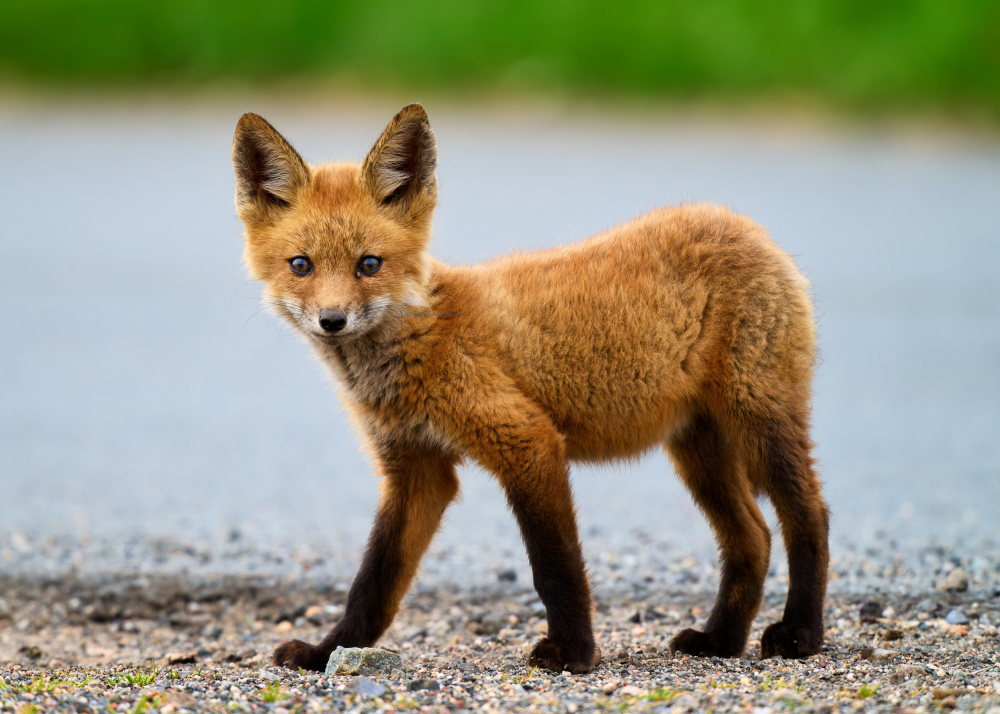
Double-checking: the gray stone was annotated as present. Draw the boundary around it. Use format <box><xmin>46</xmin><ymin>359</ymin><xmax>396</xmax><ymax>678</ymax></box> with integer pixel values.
<box><xmin>915</xmin><ymin>598</ymin><xmax>941</xmax><ymax>614</ymax></box>
<box><xmin>325</xmin><ymin>646</ymin><xmax>403</xmax><ymax>677</ymax></box>
<box><xmin>945</xmin><ymin>609</ymin><xmax>969</xmax><ymax>625</ymax></box>
<box><xmin>407</xmin><ymin>678</ymin><xmax>441</xmax><ymax>691</ymax></box>
<box><xmin>352</xmin><ymin>677</ymin><xmax>387</xmax><ymax>697</ymax></box>
<box><xmin>477</xmin><ymin>613</ymin><xmax>505</xmax><ymax>635</ymax></box>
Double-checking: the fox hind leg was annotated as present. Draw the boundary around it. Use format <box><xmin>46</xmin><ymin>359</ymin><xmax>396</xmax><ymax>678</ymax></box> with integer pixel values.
<box><xmin>666</xmin><ymin>412</ymin><xmax>771</xmax><ymax>657</ymax></box>
<box><xmin>748</xmin><ymin>411</ymin><xmax>830</xmax><ymax>659</ymax></box>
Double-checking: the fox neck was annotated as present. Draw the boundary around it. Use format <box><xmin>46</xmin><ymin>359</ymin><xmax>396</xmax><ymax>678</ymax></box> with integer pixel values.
<box><xmin>317</xmin><ymin>268</ymin><xmax>437</xmax><ymax>406</ymax></box>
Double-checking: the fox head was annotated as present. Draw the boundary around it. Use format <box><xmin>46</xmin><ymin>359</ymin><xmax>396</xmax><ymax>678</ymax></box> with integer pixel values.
<box><xmin>232</xmin><ymin>104</ymin><xmax>437</xmax><ymax>343</ymax></box>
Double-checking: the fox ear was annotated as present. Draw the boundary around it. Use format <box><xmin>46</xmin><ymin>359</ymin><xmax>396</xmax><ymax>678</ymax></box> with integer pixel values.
<box><xmin>232</xmin><ymin>113</ymin><xmax>309</xmax><ymax>220</ymax></box>
<box><xmin>361</xmin><ymin>103</ymin><xmax>437</xmax><ymax>212</ymax></box>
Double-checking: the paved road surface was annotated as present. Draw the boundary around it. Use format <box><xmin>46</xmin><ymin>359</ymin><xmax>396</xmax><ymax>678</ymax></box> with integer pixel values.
<box><xmin>1</xmin><ymin>98</ymin><xmax>997</xmax><ymax>584</ymax></box>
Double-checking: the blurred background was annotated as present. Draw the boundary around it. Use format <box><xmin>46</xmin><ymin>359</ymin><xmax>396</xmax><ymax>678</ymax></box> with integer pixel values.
<box><xmin>1</xmin><ymin>1</ymin><xmax>998</xmax><ymax>590</ymax></box>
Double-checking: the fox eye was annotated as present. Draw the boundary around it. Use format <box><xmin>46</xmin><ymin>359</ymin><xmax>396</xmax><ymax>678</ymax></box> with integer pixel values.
<box><xmin>289</xmin><ymin>256</ymin><xmax>312</xmax><ymax>275</ymax></box>
<box><xmin>357</xmin><ymin>255</ymin><xmax>382</xmax><ymax>276</ymax></box>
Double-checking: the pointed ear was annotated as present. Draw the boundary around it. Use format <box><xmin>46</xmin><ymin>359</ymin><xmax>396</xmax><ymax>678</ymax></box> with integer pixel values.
<box><xmin>361</xmin><ymin>104</ymin><xmax>437</xmax><ymax>212</ymax></box>
<box><xmin>232</xmin><ymin>113</ymin><xmax>309</xmax><ymax>221</ymax></box>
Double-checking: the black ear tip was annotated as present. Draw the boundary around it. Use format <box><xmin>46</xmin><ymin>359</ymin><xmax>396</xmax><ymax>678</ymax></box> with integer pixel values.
<box><xmin>235</xmin><ymin>112</ymin><xmax>274</xmax><ymax>136</ymax></box>
<box><xmin>397</xmin><ymin>103</ymin><xmax>429</xmax><ymax>124</ymax></box>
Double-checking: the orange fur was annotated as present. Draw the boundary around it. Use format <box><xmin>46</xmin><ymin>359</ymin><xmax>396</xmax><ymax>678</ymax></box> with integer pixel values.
<box><xmin>233</xmin><ymin>105</ymin><xmax>829</xmax><ymax>674</ymax></box>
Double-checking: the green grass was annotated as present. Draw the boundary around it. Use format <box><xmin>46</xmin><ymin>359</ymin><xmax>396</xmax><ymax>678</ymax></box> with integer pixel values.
<box><xmin>260</xmin><ymin>681</ymin><xmax>289</xmax><ymax>703</ymax></box>
<box><xmin>7</xmin><ymin>673</ymin><xmax>86</xmax><ymax>694</ymax></box>
<box><xmin>105</xmin><ymin>666</ymin><xmax>159</xmax><ymax>689</ymax></box>
<box><xmin>644</xmin><ymin>686</ymin><xmax>679</xmax><ymax>702</ymax></box>
<box><xmin>1</xmin><ymin>0</ymin><xmax>999</xmax><ymax>119</ymax></box>
<box><xmin>857</xmin><ymin>682</ymin><xmax>880</xmax><ymax>698</ymax></box>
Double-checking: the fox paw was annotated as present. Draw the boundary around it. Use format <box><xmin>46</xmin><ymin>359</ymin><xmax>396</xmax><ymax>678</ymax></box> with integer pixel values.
<box><xmin>272</xmin><ymin>639</ymin><xmax>328</xmax><ymax>671</ymax></box>
<box><xmin>669</xmin><ymin>628</ymin><xmax>745</xmax><ymax>658</ymax></box>
<box><xmin>760</xmin><ymin>621</ymin><xmax>822</xmax><ymax>659</ymax></box>
<box><xmin>527</xmin><ymin>637</ymin><xmax>602</xmax><ymax>674</ymax></box>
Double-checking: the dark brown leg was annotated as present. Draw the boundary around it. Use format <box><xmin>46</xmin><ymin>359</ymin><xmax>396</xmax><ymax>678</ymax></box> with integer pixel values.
<box><xmin>272</xmin><ymin>448</ymin><xmax>459</xmax><ymax>671</ymax></box>
<box><xmin>666</xmin><ymin>412</ymin><xmax>771</xmax><ymax>657</ymax></box>
<box><xmin>505</xmin><ymin>470</ymin><xmax>599</xmax><ymax>674</ymax></box>
<box><xmin>750</xmin><ymin>413</ymin><xmax>829</xmax><ymax>659</ymax></box>
<box><xmin>440</xmin><ymin>387</ymin><xmax>600</xmax><ymax>673</ymax></box>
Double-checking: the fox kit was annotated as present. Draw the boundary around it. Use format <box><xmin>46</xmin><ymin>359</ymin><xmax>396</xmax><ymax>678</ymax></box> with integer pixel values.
<box><xmin>232</xmin><ymin>104</ymin><xmax>829</xmax><ymax>674</ymax></box>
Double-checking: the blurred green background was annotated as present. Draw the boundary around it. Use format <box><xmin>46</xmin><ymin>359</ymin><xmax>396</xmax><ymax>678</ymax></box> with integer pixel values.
<box><xmin>2</xmin><ymin>0</ymin><xmax>999</xmax><ymax>120</ymax></box>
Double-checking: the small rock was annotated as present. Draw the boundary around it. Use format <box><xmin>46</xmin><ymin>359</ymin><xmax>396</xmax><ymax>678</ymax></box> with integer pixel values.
<box><xmin>896</xmin><ymin>664</ymin><xmax>926</xmax><ymax>677</ymax></box>
<box><xmin>883</xmin><ymin>629</ymin><xmax>904</xmax><ymax>641</ymax></box>
<box><xmin>619</xmin><ymin>685</ymin><xmax>647</xmax><ymax>697</ymax></box>
<box><xmin>771</xmin><ymin>688</ymin><xmax>804</xmax><ymax>706</ymax></box>
<box><xmin>274</xmin><ymin>620</ymin><xmax>294</xmax><ymax>634</ymax></box>
<box><xmin>859</xmin><ymin>646</ymin><xmax>896</xmax><ymax>661</ymax></box>
<box><xmin>871</xmin><ymin>648</ymin><xmax>898</xmax><ymax>662</ymax></box>
<box><xmin>937</xmin><ymin>568</ymin><xmax>970</xmax><ymax>592</ymax></box>
<box><xmin>477</xmin><ymin>613</ymin><xmax>505</xmax><ymax>635</ymax></box>
<box><xmin>19</xmin><ymin>645</ymin><xmax>43</xmax><ymax>660</ymax></box>
<box><xmin>352</xmin><ymin>677</ymin><xmax>386</xmax><ymax>697</ymax></box>
<box><xmin>915</xmin><ymin>598</ymin><xmax>941</xmax><ymax>615</ymax></box>
<box><xmin>304</xmin><ymin>605</ymin><xmax>327</xmax><ymax>625</ymax></box>
<box><xmin>497</xmin><ymin>569</ymin><xmax>517</xmax><ymax>583</ymax></box>
<box><xmin>407</xmin><ymin>678</ymin><xmax>440</xmax><ymax>692</ymax></box>
<box><xmin>164</xmin><ymin>691</ymin><xmax>198</xmax><ymax>708</ymax></box>
<box><xmin>933</xmin><ymin>687</ymin><xmax>970</xmax><ymax>699</ymax></box>
<box><xmin>945</xmin><ymin>609</ymin><xmax>969</xmax><ymax>625</ymax></box>
<box><xmin>325</xmin><ymin>646</ymin><xmax>402</xmax><ymax>676</ymax></box>
<box><xmin>628</xmin><ymin>611</ymin><xmax>642</xmax><ymax>624</ymax></box>
<box><xmin>496</xmin><ymin>627</ymin><xmax>519</xmax><ymax>642</ymax></box>
<box><xmin>670</xmin><ymin>693</ymin><xmax>700</xmax><ymax>711</ymax></box>
<box><xmin>164</xmin><ymin>650</ymin><xmax>198</xmax><ymax>665</ymax></box>
<box><xmin>859</xmin><ymin>600</ymin><xmax>883</xmax><ymax>624</ymax></box>
<box><xmin>944</xmin><ymin>623</ymin><xmax>969</xmax><ymax>636</ymax></box>
<box><xmin>201</xmin><ymin>623</ymin><xmax>223</xmax><ymax>639</ymax></box>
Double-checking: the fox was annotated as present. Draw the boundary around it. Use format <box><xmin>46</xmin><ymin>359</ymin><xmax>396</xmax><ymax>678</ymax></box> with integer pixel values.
<box><xmin>231</xmin><ymin>103</ymin><xmax>830</xmax><ymax>674</ymax></box>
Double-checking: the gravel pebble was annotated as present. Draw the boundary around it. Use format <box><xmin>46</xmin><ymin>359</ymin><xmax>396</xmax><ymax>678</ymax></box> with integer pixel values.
<box><xmin>946</xmin><ymin>609</ymin><xmax>969</xmax><ymax>625</ymax></box>
<box><xmin>324</xmin><ymin>646</ymin><xmax>402</xmax><ymax>676</ymax></box>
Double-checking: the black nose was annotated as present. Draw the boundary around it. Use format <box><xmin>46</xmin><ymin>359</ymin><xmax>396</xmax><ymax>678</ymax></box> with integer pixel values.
<box><xmin>319</xmin><ymin>309</ymin><xmax>347</xmax><ymax>333</ymax></box>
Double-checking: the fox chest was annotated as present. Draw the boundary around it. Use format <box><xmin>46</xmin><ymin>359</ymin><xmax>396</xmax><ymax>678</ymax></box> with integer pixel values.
<box><xmin>319</xmin><ymin>341</ymin><xmax>449</xmax><ymax>449</ymax></box>
<box><xmin>324</xmin><ymin>341</ymin><xmax>405</xmax><ymax>405</ymax></box>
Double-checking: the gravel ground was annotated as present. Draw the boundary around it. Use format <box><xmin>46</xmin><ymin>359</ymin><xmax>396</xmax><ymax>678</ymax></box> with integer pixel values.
<box><xmin>2</xmin><ymin>544</ymin><xmax>998</xmax><ymax>713</ymax></box>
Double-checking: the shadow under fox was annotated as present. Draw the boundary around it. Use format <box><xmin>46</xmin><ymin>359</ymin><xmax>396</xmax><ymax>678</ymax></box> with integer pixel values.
<box><xmin>231</xmin><ymin>104</ymin><xmax>830</xmax><ymax>674</ymax></box>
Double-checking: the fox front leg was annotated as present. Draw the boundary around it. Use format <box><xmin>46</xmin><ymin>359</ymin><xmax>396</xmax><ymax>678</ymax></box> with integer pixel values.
<box><xmin>272</xmin><ymin>447</ymin><xmax>459</xmax><ymax>671</ymax></box>
<box><xmin>452</xmin><ymin>396</ymin><xmax>601</xmax><ymax>674</ymax></box>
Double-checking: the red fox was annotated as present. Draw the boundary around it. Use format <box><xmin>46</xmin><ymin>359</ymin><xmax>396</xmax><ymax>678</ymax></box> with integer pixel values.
<box><xmin>232</xmin><ymin>104</ymin><xmax>829</xmax><ymax>674</ymax></box>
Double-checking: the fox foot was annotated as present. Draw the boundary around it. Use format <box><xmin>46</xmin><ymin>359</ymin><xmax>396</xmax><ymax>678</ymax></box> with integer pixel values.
<box><xmin>272</xmin><ymin>639</ymin><xmax>329</xmax><ymax>671</ymax></box>
<box><xmin>527</xmin><ymin>637</ymin><xmax>602</xmax><ymax>674</ymax></box>
<box><xmin>668</xmin><ymin>628</ymin><xmax>746</xmax><ymax>658</ymax></box>
<box><xmin>760</xmin><ymin>621</ymin><xmax>823</xmax><ymax>659</ymax></box>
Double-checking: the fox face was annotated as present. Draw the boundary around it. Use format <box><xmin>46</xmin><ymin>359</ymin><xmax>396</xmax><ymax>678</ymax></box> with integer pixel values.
<box><xmin>232</xmin><ymin>106</ymin><xmax>438</xmax><ymax>343</ymax></box>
